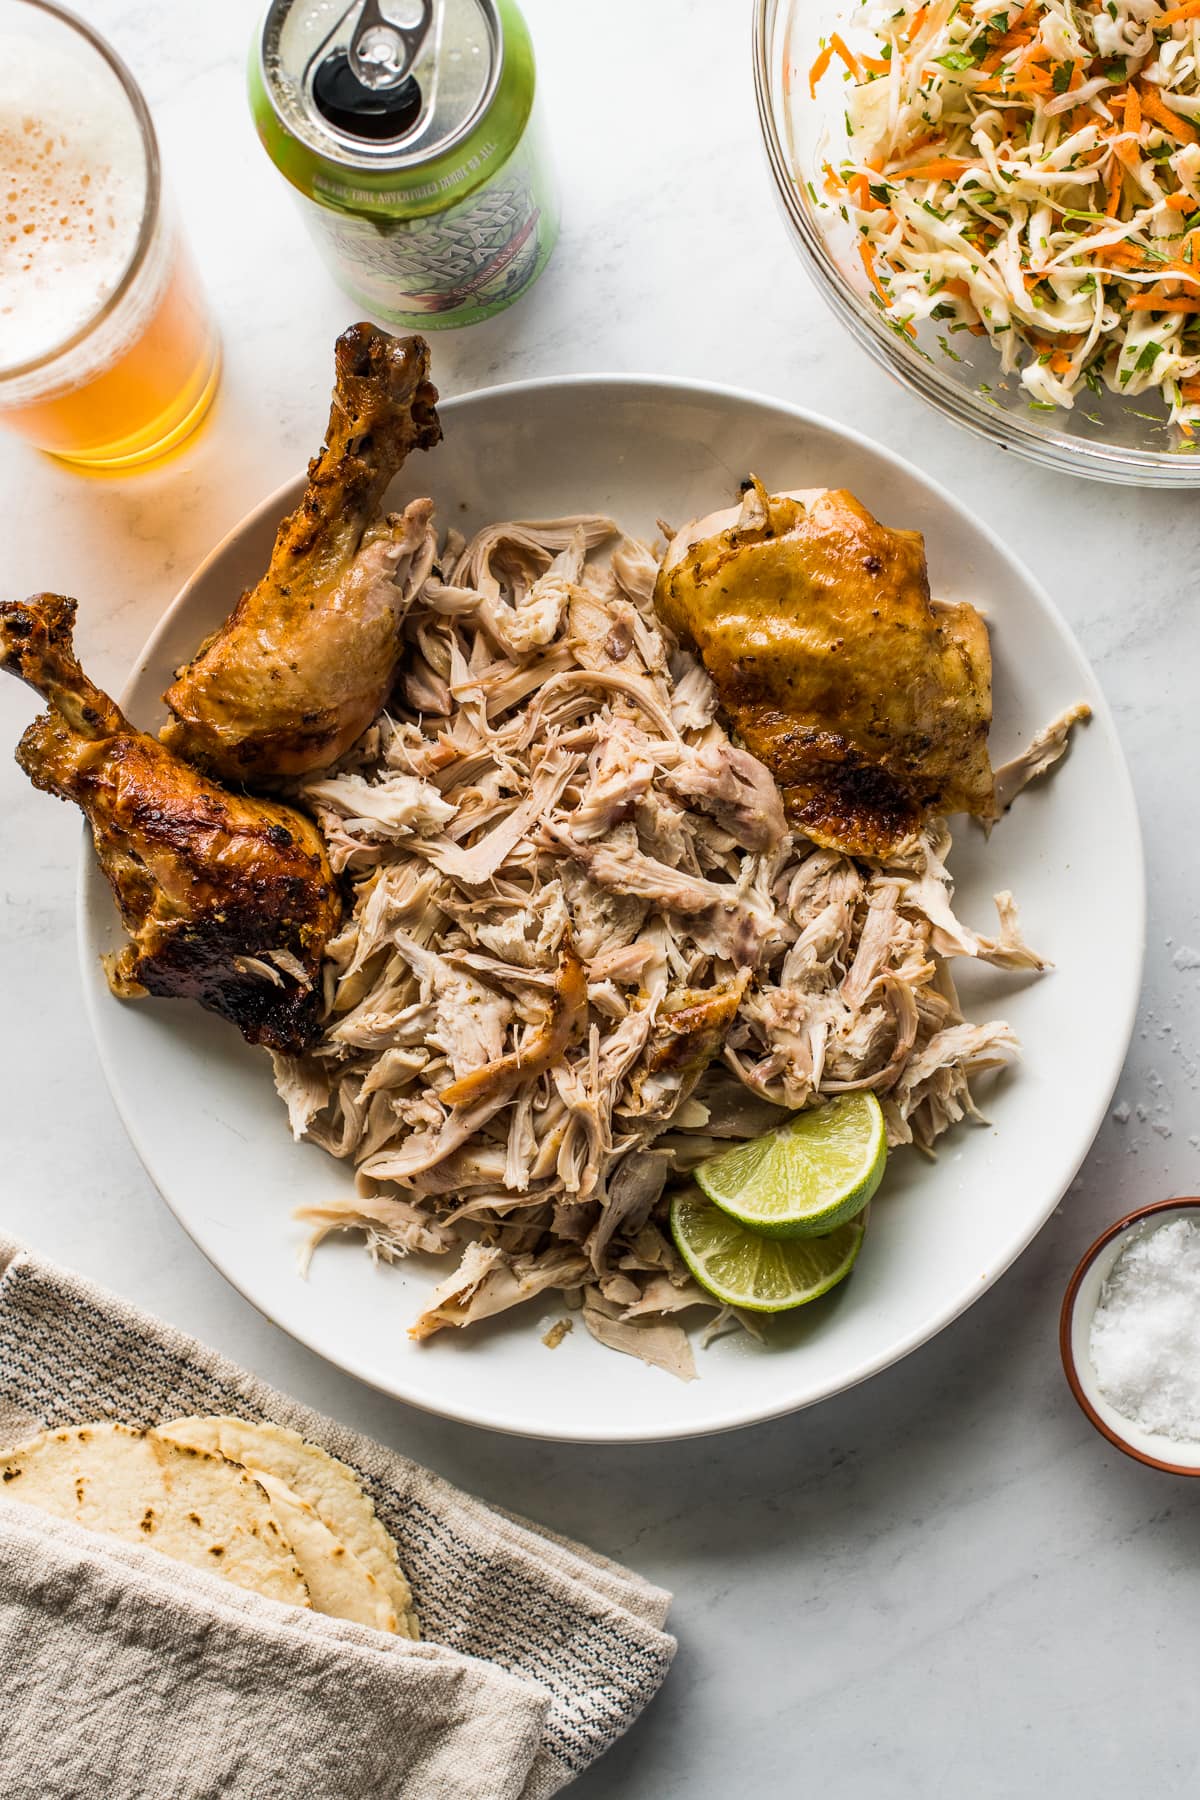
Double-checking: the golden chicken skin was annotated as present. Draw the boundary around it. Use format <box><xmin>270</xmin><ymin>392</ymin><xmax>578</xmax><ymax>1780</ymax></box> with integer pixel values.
<box><xmin>1</xmin><ymin>596</ymin><xmax>341</xmax><ymax>1053</ymax></box>
<box><xmin>162</xmin><ymin>322</ymin><xmax>442</xmax><ymax>784</ymax></box>
<box><xmin>655</xmin><ymin>481</ymin><xmax>996</xmax><ymax>858</ymax></box>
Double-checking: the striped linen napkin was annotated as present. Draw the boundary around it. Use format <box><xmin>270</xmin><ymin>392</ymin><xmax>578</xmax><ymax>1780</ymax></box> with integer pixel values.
<box><xmin>0</xmin><ymin>1236</ymin><xmax>674</xmax><ymax>1799</ymax></box>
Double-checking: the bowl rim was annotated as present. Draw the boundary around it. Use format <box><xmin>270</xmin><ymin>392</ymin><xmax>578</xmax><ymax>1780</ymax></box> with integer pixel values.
<box><xmin>1060</xmin><ymin>1197</ymin><xmax>1200</xmax><ymax>1476</ymax></box>
<box><xmin>750</xmin><ymin>0</ymin><xmax>1200</xmax><ymax>487</ymax></box>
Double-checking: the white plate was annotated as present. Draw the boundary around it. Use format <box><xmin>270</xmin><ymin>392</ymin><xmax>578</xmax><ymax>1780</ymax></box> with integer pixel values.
<box><xmin>79</xmin><ymin>376</ymin><xmax>1144</xmax><ymax>1443</ymax></box>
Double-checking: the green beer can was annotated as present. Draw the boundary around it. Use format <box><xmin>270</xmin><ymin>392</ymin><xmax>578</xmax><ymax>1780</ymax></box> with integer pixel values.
<box><xmin>249</xmin><ymin>0</ymin><xmax>558</xmax><ymax>328</ymax></box>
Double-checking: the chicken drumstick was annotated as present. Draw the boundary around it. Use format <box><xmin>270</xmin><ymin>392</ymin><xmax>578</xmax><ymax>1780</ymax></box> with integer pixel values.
<box><xmin>162</xmin><ymin>322</ymin><xmax>442</xmax><ymax>783</ymax></box>
<box><xmin>1</xmin><ymin>596</ymin><xmax>340</xmax><ymax>1054</ymax></box>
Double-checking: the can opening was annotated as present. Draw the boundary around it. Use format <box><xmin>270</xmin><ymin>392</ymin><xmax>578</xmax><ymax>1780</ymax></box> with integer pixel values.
<box><xmin>312</xmin><ymin>51</ymin><xmax>423</xmax><ymax>140</ymax></box>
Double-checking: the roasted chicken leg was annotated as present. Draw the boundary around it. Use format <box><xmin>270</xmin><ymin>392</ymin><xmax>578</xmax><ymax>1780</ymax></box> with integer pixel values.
<box><xmin>1</xmin><ymin>596</ymin><xmax>341</xmax><ymax>1053</ymax></box>
<box><xmin>162</xmin><ymin>322</ymin><xmax>442</xmax><ymax>783</ymax></box>
<box><xmin>656</xmin><ymin>483</ymin><xmax>996</xmax><ymax>858</ymax></box>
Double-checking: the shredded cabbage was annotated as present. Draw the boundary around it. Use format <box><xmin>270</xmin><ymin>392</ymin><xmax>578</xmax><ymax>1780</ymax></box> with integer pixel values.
<box><xmin>809</xmin><ymin>0</ymin><xmax>1200</xmax><ymax>434</ymax></box>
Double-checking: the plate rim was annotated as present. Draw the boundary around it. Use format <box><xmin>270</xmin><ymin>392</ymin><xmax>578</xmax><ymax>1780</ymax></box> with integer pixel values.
<box><xmin>76</xmin><ymin>370</ymin><xmax>1147</xmax><ymax>1443</ymax></box>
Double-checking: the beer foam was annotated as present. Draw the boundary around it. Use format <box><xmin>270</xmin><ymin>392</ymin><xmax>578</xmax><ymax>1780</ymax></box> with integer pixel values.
<box><xmin>0</xmin><ymin>35</ymin><xmax>147</xmax><ymax>373</ymax></box>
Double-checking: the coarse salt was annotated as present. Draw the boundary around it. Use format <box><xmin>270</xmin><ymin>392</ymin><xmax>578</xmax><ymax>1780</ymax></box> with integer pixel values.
<box><xmin>1089</xmin><ymin>1217</ymin><xmax>1200</xmax><ymax>1443</ymax></box>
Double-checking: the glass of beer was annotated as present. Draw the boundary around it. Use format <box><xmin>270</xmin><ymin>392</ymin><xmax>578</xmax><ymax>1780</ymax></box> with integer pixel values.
<box><xmin>0</xmin><ymin>0</ymin><xmax>220</xmax><ymax>469</ymax></box>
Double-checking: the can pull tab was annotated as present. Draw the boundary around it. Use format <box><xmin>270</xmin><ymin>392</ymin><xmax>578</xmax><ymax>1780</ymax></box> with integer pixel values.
<box><xmin>348</xmin><ymin>0</ymin><xmax>434</xmax><ymax>91</ymax></box>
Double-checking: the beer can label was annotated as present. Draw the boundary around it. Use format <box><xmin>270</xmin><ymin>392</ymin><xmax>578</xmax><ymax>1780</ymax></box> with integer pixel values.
<box><xmin>299</xmin><ymin>102</ymin><xmax>557</xmax><ymax>329</ymax></box>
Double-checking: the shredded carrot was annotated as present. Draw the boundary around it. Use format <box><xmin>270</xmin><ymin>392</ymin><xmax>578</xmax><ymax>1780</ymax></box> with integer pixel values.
<box><xmin>1050</xmin><ymin>348</ymin><xmax>1074</xmax><ymax>374</ymax></box>
<box><xmin>1165</xmin><ymin>191</ymin><xmax>1199</xmax><ymax>210</ymax></box>
<box><xmin>978</xmin><ymin>64</ymin><xmax>1053</xmax><ymax>96</ymax></box>
<box><xmin>1103</xmin><ymin>240</ymin><xmax>1148</xmax><ymax>267</ymax></box>
<box><xmin>849</xmin><ymin>172</ymin><xmax>871</xmax><ymax>209</ymax></box>
<box><xmin>1157</xmin><ymin>0</ymin><xmax>1200</xmax><ymax>25</ymax></box>
<box><xmin>1004</xmin><ymin>0</ymin><xmax>1037</xmax><ymax>30</ymax></box>
<box><xmin>858</xmin><ymin>238</ymin><xmax>889</xmax><ymax>304</ymax></box>
<box><xmin>1139</xmin><ymin>82</ymin><xmax>1199</xmax><ymax>144</ymax></box>
<box><xmin>944</xmin><ymin>277</ymin><xmax>972</xmax><ymax>298</ymax></box>
<box><xmin>860</xmin><ymin>55</ymin><xmax>892</xmax><ymax>76</ymax></box>
<box><xmin>1106</xmin><ymin>156</ymin><xmax>1125</xmax><ymax>217</ymax></box>
<box><xmin>1127</xmin><ymin>293</ymin><xmax>1200</xmax><ymax>311</ymax></box>
<box><xmin>1180</xmin><ymin>376</ymin><xmax>1200</xmax><ymax>401</ymax></box>
<box><xmin>821</xmin><ymin>160</ymin><xmax>843</xmax><ymax>198</ymax></box>
<box><xmin>810</xmin><ymin>33</ymin><xmax>865</xmax><ymax>94</ymax></box>
<box><xmin>980</xmin><ymin>30</ymin><xmax>1034</xmax><ymax>75</ymax></box>
<box><xmin>896</xmin><ymin>157</ymin><xmax>976</xmax><ymax>180</ymax></box>
<box><xmin>830</xmin><ymin>33</ymin><xmax>862</xmax><ymax>80</ymax></box>
<box><xmin>905</xmin><ymin>5</ymin><xmax>929</xmax><ymax>44</ymax></box>
<box><xmin>979</xmin><ymin>0</ymin><xmax>1037</xmax><ymax>71</ymax></box>
<box><xmin>809</xmin><ymin>43</ymin><xmax>833</xmax><ymax>98</ymax></box>
<box><xmin>895</xmin><ymin>130</ymin><xmax>947</xmax><ymax>162</ymax></box>
<box><xmin>1110</xmin><ymin>86</ymin><xmax>1143</xmax><ymax>167</ymax></box>
<box><xmin>1015</xmin><ymin>41</ymin><xmax>1051</xmax><ymax>72</ymax></box>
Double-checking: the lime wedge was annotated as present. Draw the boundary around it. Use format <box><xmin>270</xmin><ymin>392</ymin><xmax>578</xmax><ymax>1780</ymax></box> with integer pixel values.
<box><xmin>694</xmin><ymin>1093</ymin><xmax>886</xmax><ymax>1239</ymax></box>
<box><xmin>670</xmin><ymin>1188</ymin><xmax>865</xmax><ymax>1313</ymax></box>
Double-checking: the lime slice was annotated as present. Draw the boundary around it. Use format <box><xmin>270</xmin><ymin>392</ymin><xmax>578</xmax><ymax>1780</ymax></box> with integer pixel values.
<box><xmin>670</xmin><ymin>1188</ymin><xmax>865</xmax><ymax>1313</ymax></box>
<box><xmin>694</xmin><ymin>1093</ymin><xmax>886</xmax><ymax>1238</ymax></box>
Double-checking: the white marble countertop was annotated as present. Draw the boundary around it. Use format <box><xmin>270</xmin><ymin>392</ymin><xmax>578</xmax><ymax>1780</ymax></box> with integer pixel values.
<box><xmin>2</xmin><ymin>2</ymin><xmax>1198</xmax><ymax>1793</ymax></box>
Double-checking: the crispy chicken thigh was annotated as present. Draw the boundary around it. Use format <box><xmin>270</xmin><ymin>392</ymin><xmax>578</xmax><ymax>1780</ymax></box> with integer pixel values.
<box><xmin>1</xmin><ymin>596</ymin><xmax>340</xmax><ymax>1053</ymax></box>
<box><xmin>162</xmin><ymin>322</ymin><xmax>441</xmax><ymax>783</ymax></box>
<box><xmin>655</xmin><ymin>483</ymin><xmax>996</xmax><ymax>857</ymax></box>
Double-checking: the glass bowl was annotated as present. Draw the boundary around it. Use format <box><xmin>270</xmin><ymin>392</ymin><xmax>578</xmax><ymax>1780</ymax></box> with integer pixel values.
<box><xmin>753</xmin><ymin>0</ymin><xmax>1200</xmax><ymax>486</ymax></box>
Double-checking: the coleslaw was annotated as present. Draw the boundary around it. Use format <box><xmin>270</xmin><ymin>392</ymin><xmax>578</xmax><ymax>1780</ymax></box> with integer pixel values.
<box><xmin>809</xmin><ymin>0</ymin><xmax>1200</xmax><ymax>434</ymax></box>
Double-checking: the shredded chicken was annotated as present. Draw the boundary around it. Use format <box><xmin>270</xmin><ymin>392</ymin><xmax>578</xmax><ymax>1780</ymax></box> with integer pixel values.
<box><xmin>993</xmin><ymin>703</ymin><xmax>1092</xmax><ymax>816</ymax></box>
<box><xmin>275</xmin><ymin>511</ymin><xmax>1078</xmax><ymax>1377</ymax></box>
